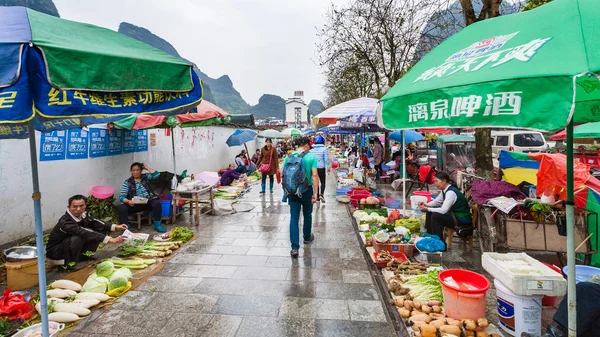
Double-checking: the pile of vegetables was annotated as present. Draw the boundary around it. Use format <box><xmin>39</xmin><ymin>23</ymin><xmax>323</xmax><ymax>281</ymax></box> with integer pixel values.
<box><xmin>395</xmin><ymin>218</ymin><xmax>421</xmax><ymax>233</ymax></box>
<box><xmin>34</xmin><ymin>279</ymin><xmax>112</xmax><ymax>324</ymax></box>
<box><xmin>388</xmin><ymin>261</ymin><xmax>436</xmax><ymax>276</ymax></box>
<box><xmin>359</xmin><ymin>196</ymin><xmax>381</xmax><ymax>206</ymax></box>
<box><xmin>170</xmin><ymin>226</ymin><xmax>194</xmax><ymax>242</ymax></box>
<box><xmin>354</xmin><ymin>210</ymin><xmax>387</xmax><ymax>225</ymax></box>
<box><xmin>118</xmin><ymin>240</ymin><xmax>182</xmax><ymax>258</ymax></box>
<box><xmin>80</xmin><ymin>261</ymin><xmax>136</xmax><ymax>296</ymax></box>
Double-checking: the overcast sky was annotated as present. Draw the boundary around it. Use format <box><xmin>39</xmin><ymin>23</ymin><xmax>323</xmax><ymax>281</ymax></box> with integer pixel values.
<box><xmin>54</xmin><ymin>0</ymin><xmax>347</xmax><ymax>105</ymax></box>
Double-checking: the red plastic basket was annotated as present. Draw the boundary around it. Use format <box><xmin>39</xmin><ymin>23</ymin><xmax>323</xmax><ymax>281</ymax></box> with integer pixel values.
<box><xmin>373</xmin><ymin>251</ymin><xmax>408</xmax><ymax>268</ymax></box>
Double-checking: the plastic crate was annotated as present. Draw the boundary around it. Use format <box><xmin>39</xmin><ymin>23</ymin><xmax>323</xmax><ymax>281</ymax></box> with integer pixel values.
<box><xmin>373</xmin><ymin>251</ymin><xmax>408</xmax><ymax>267</ymax></box>
<box><xmin>372</xmin><ymin>240</ymin><xmax>415</xmax><ymax>257</ymax></box>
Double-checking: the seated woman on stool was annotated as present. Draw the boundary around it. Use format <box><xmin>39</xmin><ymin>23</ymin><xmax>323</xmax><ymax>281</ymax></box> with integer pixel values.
<box><xmin>418</xmin><ymin>172</ymin><xmax>471</xmax><ymax>248</ymax></box>
<box><xmin>117</xmin><ymin>162</ymin><xmax>165</xmax><ymax>232</ymax></box>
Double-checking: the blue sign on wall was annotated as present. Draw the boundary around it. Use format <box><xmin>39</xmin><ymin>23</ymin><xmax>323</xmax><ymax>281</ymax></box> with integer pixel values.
<box><xmin>66</xmin><ymin>129</ymin><xmax>88</xmax><ymax>160</ymax></box>
<box><xmin>108</xmin><ymin>129</ymin><xmax>123</xmax><ymax>156</ymax></box>
<box><xmin>39</xmin><ymin>130</ymin><xmax>66</xmax><ymax>161</ymax></box>
<box><xmin>135</xmin><ymin>130</ymin><xmax>148</xmax><ymax>152</ymax></box>
<box><xmin>89</xmin><ymin>128</ymin><xmax>108</xmax><ymax>158</ymax></box>
<box><xmin>123</xmin><ymin>130</ymin><xmax>136</xmax><ymax>154</ymax></box>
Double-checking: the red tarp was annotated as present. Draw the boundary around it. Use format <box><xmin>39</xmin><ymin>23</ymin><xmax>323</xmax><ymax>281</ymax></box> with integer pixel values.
<box><xmin>550</xmin><ymin>125</ymin><xmax>581</xmax><ymax>141</ymax></box>
<box><xmin>529</xmin><ymin>153</ymin><xmax>600</xmax><ymax>207</ymax></box>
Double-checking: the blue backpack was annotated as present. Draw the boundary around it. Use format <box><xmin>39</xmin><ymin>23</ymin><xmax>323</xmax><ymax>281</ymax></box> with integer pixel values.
<box><xmin>282</xmin><ymin>152</ymin><xmax>309</xmax><ymax>197</ymax></box>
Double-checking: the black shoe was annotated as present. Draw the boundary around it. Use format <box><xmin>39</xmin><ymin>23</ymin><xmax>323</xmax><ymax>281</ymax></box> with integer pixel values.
<box><xmin>303</xmin><ymin>233</ymin><xmax>315</xmax><ymax>244</ymax></box>
<box><xmin>290</xmin><ymin>250</ymin><xmax>299</xmax><ymax>258</ymax></box>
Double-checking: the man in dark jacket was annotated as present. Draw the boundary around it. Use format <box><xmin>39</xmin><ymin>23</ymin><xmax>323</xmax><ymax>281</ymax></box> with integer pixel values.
<box><xmin>46</xmin><ymin>195</ymin><xmax>126</xmax><ymax>270</ymax></box>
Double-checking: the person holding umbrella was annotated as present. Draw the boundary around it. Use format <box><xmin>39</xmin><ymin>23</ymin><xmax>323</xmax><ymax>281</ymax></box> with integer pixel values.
<box><xmin>257</xmin><ymin>138</ymin><xmax>279</xmax><ymax>194</ymax></box>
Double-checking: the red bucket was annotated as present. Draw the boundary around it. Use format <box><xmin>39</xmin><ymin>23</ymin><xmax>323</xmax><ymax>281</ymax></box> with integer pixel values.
<box><xmin>438</xmin><ymin>269</ymin><xmax>490</xmax><ymax>320</ymax></box>
<box><xmin>542</xmin><ymin>263</ymin><xmax>562</xmax><ymax>306</ymax></box>
<box><xmin>349</xmin><ymin>193</ymin><xmax>371</xmax><ymax>207</ymax></box>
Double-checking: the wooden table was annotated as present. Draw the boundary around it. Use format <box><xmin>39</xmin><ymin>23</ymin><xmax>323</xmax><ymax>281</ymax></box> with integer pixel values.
<box><xmin>171</xmin><ymin>186</ymin><xmax>214</xmax><ymax>226</ymax></box>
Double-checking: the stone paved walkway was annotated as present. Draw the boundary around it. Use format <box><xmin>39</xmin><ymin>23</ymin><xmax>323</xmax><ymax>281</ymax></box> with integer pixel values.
<box><xmin>68</xmin><ymin>173</ymin><xmax>396</xmax><ymax>337</ymax></box>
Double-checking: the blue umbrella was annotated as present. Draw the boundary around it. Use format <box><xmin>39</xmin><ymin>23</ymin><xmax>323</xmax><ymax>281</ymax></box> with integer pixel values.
<box><xmin>226</xmin><ymin>129</ymin><xmax>257</xmax><ymax>155</ymax></box>
<box><xmin>388</xmin><ymin>130</ymin><xmax>424</xmax><ymax>143</ymax></box>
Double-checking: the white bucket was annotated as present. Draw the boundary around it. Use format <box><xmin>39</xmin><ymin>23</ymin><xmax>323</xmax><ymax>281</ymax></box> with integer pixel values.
<box><xmin>410</xmin><ymin>195</ymin><xmax>427</xmax><ymax>210</ymax></box>
<box><xmin>494</xmin><ymin>279</ymin><xmax>543</xmax><ymax>337</ymax></box>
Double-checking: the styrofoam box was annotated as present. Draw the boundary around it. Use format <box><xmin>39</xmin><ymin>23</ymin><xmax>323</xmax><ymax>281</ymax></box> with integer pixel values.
<box><xmin>482</xmin><ymin>252</ymin><xmax>567</xmax><ymax>297</ymax></box>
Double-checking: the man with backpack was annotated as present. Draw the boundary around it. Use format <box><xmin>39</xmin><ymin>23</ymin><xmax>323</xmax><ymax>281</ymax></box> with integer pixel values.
<box><xmin>281</xmin><ymin>137</ymin><xmax>319</xmax><ymax>258</ymax></box>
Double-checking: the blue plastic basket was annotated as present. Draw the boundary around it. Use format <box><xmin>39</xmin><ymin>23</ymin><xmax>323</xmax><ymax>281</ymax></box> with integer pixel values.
<box><xmin>563</xmin><ymin>265</ymin><xmax>600</xmax><ymax>284</ymax></box>
<box><xmin>385</xmin><ymin>198</ymin><xmax>402</xmax><ymax>208</ymax></box>
<box><xmin>336</xmin><ymin>186</ymin><xmax>353</xmax><ymax>196</ymax></box>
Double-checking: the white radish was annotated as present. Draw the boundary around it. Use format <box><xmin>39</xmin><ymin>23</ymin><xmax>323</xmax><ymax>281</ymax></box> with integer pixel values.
<box><xmin>75</xmin><ymin>292</ymin><xmax>110</xmax><ymax>302</ymax></box>
<box><xmin>51</xmin><ymin>279</ymin><xmax>82</xmax><ymax>292</ymax></box>
<box><xmin>48</xmin><ymin>298</ymin><xmax>65</xmax><ymax>303</ymax></box>
<box><xmin>35</xmin><ymin>299</ymin><xmax>65</xmax><ymax>314</ymax></box>
<box><xmin>48</xmin><ymin>312</ymin><xmax>80</xmax><ymax>323</ymax></box>
<box><xmin>53</xmin><ymin>303</ymin><xmax>91</xmax><ymax>316</ymax></box>
<box><xmin>46</xmin><ymin>289</ymin><xmax>74</xmax><ymax>299</ymax></box>
<box><xmin>71</xmin><ymin>299</ymin><xmax>100</xmax><ymax>308</ymax></box>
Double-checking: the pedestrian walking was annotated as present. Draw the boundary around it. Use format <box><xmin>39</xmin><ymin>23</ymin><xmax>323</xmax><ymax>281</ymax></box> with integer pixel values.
<box><xmin>281</xmin><ymin>137</ymin><xmax>319</xmax><ymax>258</ymax></box>
<box><xmin>257</xmin><ymin>138</ymin><xmax>279</xmax><ymax>194</ymax></box>
<box><xmin>310</xmin><ymin>135</ymin><xmax>329</xmax><ymax>203</ymax></box>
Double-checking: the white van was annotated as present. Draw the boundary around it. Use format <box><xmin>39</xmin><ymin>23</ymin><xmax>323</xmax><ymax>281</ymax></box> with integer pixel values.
<box><xmin>491</xmin><ymin>130</ymin><xmax>547</xmax><ymax>155</ymax></box>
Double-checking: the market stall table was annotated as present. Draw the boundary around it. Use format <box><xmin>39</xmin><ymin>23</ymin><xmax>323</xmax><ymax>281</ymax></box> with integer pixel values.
<box><xmin>170</xmin><ymin>185</ymin><xmax>215</xmax><ymax>225</ymax></box>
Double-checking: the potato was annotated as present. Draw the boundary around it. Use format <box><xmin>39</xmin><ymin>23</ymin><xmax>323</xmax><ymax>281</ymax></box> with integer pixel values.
<box><xmin>429</xmin><ymin>313</ymin><xmax>446</xmax><ymax>320</ymax></box>
<box><xmin>462</xmin><ymin>319</ymin><xmax>477</xmax><ymax>331</ymax></box>
<box><xmin>411</xmin><ymin>320</ymin><xmax>427</xmax><ymax>332</ymax></box>
<box><xmin>394</xmin><ymin>298</ymin><xmax>404</xmax><ymax>307</ymax></box>
<box><xmin>427</xmin><ymin>300</ymin><xmax>441</xmax><ymax>306</ymax></box>
<box><xmin>447</xmin><ymin>319</ymin><xmax>461</xmax><ymax>327</ymax></box>
<box><xmin>398</xmin><ymin>307</ymin><xmax>410</xmax><ymax>318</ymax></box>
<box><xmin>409</xmin><ymin>314</ymin><xmax>432</xmax><ymax>324</ymax></box>
<box><xmin>474</xmin><ymin>332</ymin><xmax>490</xmax><ymax>337</ymax></box>
<box><xmin>430</xmin><ymin>319</ymin><xmax>447</xmax><ymax>329</ymax></box>
<box><xmin>421</xmin><ymin>305</ymin><xmax>432</xmax><ymax>314</ymax></box>
<box><xmin>411</xmin><ymin>309</ymin><xmax>424</xmax><ymax>317</ymax></box>
<box><xmin>404</xmin><ymin>300</ymin><xmax>413</xmax><ymax>311</ymax></box>
<box><xmin>419</xmin><ymin>324</ymin><xmax>438</xmax><ymax>336</ymax></box>
<box><xmin>439</xmin><ymin>325</ymin><xmax>462</xmax><ymax>335</ymax></box>
<box><xmin>432</xmin><ymin>305</ymin><xmax>442</xmax><ymax>313</ymax></box>
<box><xmin>477</xmin><ymin>318</ymin><xmax>489</xmax><ymax>330</ymax></box>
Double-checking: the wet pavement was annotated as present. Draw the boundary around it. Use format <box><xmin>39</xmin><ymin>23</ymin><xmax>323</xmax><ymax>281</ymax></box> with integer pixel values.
<box><xmin>68</xmin><ymin>173</ymin><xmax>396</xmax><ymax>337</ymax></box>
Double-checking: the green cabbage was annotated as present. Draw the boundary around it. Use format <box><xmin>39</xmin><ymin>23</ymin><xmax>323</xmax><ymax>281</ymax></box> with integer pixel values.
<box><xmin>108</xmin><ymin>277</ymin><xmax>128</xmax><ymax>291</ymax></box>
<box><xmin>82</xmin><ymin>273</ymin><xmax>109</xmax><ymax>293</ymax></box>
<box><xmin>96</xmin><ymin>261</ymin><xmax>115</xmax><ymax>277</ymax></box>
<box><xmin>109</xmin><ymin>267</ymin><xmax>133</xmax><ymax>282</ymax></box>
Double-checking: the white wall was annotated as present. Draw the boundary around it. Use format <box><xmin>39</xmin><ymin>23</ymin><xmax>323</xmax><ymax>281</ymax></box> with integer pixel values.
<box><xmin>285</xmin><ymin>100</ymin><xmax>310</xmax><ymax>127</ymax></box>
<box><xmin>0</xmin><ymin>126</ymin><xmax>257</xmax><ymax>246</ymax></box>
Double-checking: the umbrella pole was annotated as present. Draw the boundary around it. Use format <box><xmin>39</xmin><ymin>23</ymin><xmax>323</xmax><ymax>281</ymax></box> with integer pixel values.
<box><xmin>27</xmin><ymin>121</ymin><xmax>50</xmax><ymax>337</ymax></box>
<box><xmin>566</xmin><ymin>119</ymin><xmax>577</xmax><ymax>337</ymax></box>
<box><xmin>402</xmin><ymin>131</ymin><xmax>406</xmax><ymax>212</ymax></box>
<box><xmin>171</xmin><ymin>130</ymin><xmax>177</xmax><ymax>175</ymax></box>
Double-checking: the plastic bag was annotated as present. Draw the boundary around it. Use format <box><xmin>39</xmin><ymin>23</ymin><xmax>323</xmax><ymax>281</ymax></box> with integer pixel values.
<box><xmin>0</xmin><ymin>289</ymin><xmax>34</xmax><ymax>320</ymax></box>
<box><xmin>276</xmin><ymin>170</ymin><xmax>282</xmax><ymax>184</ymax></box>
<box><xmin>416</xmin><ymin>237</ymin><xmax>445</xmax><ymax>252</ymax></box>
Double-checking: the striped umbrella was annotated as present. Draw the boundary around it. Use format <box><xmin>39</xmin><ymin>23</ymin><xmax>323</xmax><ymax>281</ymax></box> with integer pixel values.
<box><xmin>282</xmin><ymin>128</ymin><xmax>303</xmax><ymax>137</ymax></box>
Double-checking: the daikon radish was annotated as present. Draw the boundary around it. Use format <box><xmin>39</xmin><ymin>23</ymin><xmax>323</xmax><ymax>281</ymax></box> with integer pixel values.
<box><xmin>53</xmin><ymin>303</ymin><xmax>91</xmax><ymax>316</ymax></box>
<box><xmin>50</xmin><ymin>279</ymin><xmax>82</xmax><ymax>292</ymax></box>
<box><xmin>71</xmin><ymin>299</ymin><xmax>100</xmax><ymax>308</ymax></box>
<box><xmin>46</xmin><ymin>289</ymin><xmax>74</xmax><ymax>298</ymax></box>
<box><xmin>75</xmin><ymin>292</ymin><xmax>110</xmax><ymax>302</ymax></box>
<box><xmin>48</xmin><ymin>312</ymin><xmax>80</xmax><ymax>323</ymax></box>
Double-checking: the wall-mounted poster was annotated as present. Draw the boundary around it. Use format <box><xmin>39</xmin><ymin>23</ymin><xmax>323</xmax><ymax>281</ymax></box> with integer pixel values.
<box><xmin>108</xmin><ymin>129</ymin><xmax>123</xmax><ymax>156</ymax></box>
<box><xmin>89</xmin><ymin>128</ymin><xmax>108</xmax><ymax>158</ymax></box>
<box><xmin>66</xmin><ymin>129</ymin><xmax>88</xmax><ymax>160</ymax></box>
<box><xmin>39</xmin><ymin>130</ymin><xmax>66</xmax><ymax>161</ymax></box>
<box><xmin>123</xmin><ymin>130</ymin><xmax>136</xmax><ymax>154</ymax></box>
<box><xmin>135</xmin><ymin>130</ymin><xmax>148</xmax><ymax>152</ymax></box>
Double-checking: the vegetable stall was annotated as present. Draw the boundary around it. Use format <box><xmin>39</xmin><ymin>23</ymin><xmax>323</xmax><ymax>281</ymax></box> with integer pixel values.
<box><xmin>0</xmin><ymin>226</ymin><xmax>195</xmax><ymax>336</ymax></box>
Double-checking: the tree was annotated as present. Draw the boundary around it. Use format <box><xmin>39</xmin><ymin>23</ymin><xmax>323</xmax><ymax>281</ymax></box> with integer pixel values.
<box><xmin>458</xmin><ymin>0</ymin><xmax>503</xmax><ymax>179</ymax></box>
<box><xmin>317</xmin><ymin>0</ymin><xmax>450</xmax><ymax>103</ymax></box>
<box><xmin>521</xmin><ymin>0</ymin><xmax>552</xmax><ymax>11</ymax></box>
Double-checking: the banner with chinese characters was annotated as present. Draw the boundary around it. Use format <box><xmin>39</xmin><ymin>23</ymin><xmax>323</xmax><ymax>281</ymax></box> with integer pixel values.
<box><xmin>39</xmin><ymin>130</ymin><xmax>66</xmax><ymax>161</ymax></box>
<box><xmin>122</xmin><ymin>131</ymin><xmax>136</xmax><ymax>154</ymax></box>
<box><xmin>66</xmin><ymin>129</ymin><xmax>88</xmax><ymax>160</ymax></box>
<box><xmin>0</xmin><ymin>46</ymin><xmax>203</xmax><ymax>139</ymax></box>
<box><xmin>108</xmin><ymin>129</ymin><xmax>123</xmax><ymax>156</ymax></box>
<box><xmin>89</xmin><ymin>128</ymin><xmax>108</xmax><ymax>158</ymax></box>
<box><xmin>135</xmin><ymin>130</ymin><xmax>148</xmax><ymax>152</ymax></box>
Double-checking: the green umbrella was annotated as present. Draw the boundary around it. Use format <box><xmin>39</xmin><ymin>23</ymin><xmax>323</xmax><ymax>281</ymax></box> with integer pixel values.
<box><xmin>282</xmin><ymin>128</ymin><xmax>303</xmax><ymax>137</ymax></box>
<box><xmin>574</xmin><ymin>122</ymin><xmax>600</xmax><ymax>138</ymax></box>
<box><xmin>378</xmin><ymin>1</ymin><xmax>600</xmax><ymax>334</ymax></box>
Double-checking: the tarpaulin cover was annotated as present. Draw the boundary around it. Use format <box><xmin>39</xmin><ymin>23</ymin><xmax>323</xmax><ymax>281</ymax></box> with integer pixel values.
<box><xmin>0</xmin><ymin>7</ymin><xmax>193</xmax><ymax>92</ymax></box>
<box><xmin>529</xmin><ymin>153</ymin><xmax>600</xmax><ymax>207</ymax></box>
<box><xmin>499</xmin><ymin>150</ymin><xmax>540</xmax><ymax>186</ymax></box>
<box><xmin>471</xmin><ymin>179</ymin><xmax>527</xmax><ymax>205</ymax></box>
<box><xmin>315</xmin><ymin>97</ymin><xmax>378</xmax><ymax>124</ymax></box>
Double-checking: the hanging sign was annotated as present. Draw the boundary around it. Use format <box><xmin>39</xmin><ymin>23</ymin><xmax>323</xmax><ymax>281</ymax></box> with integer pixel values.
<box><xmin>39</xmin><ymin>130</ymin><xmax>66</xmax><ymax>161</ymax></box>
<box><xmin>89</xmin><ymin>128</ymin><xmax>108</xmax><ymax>158</ymax></box>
